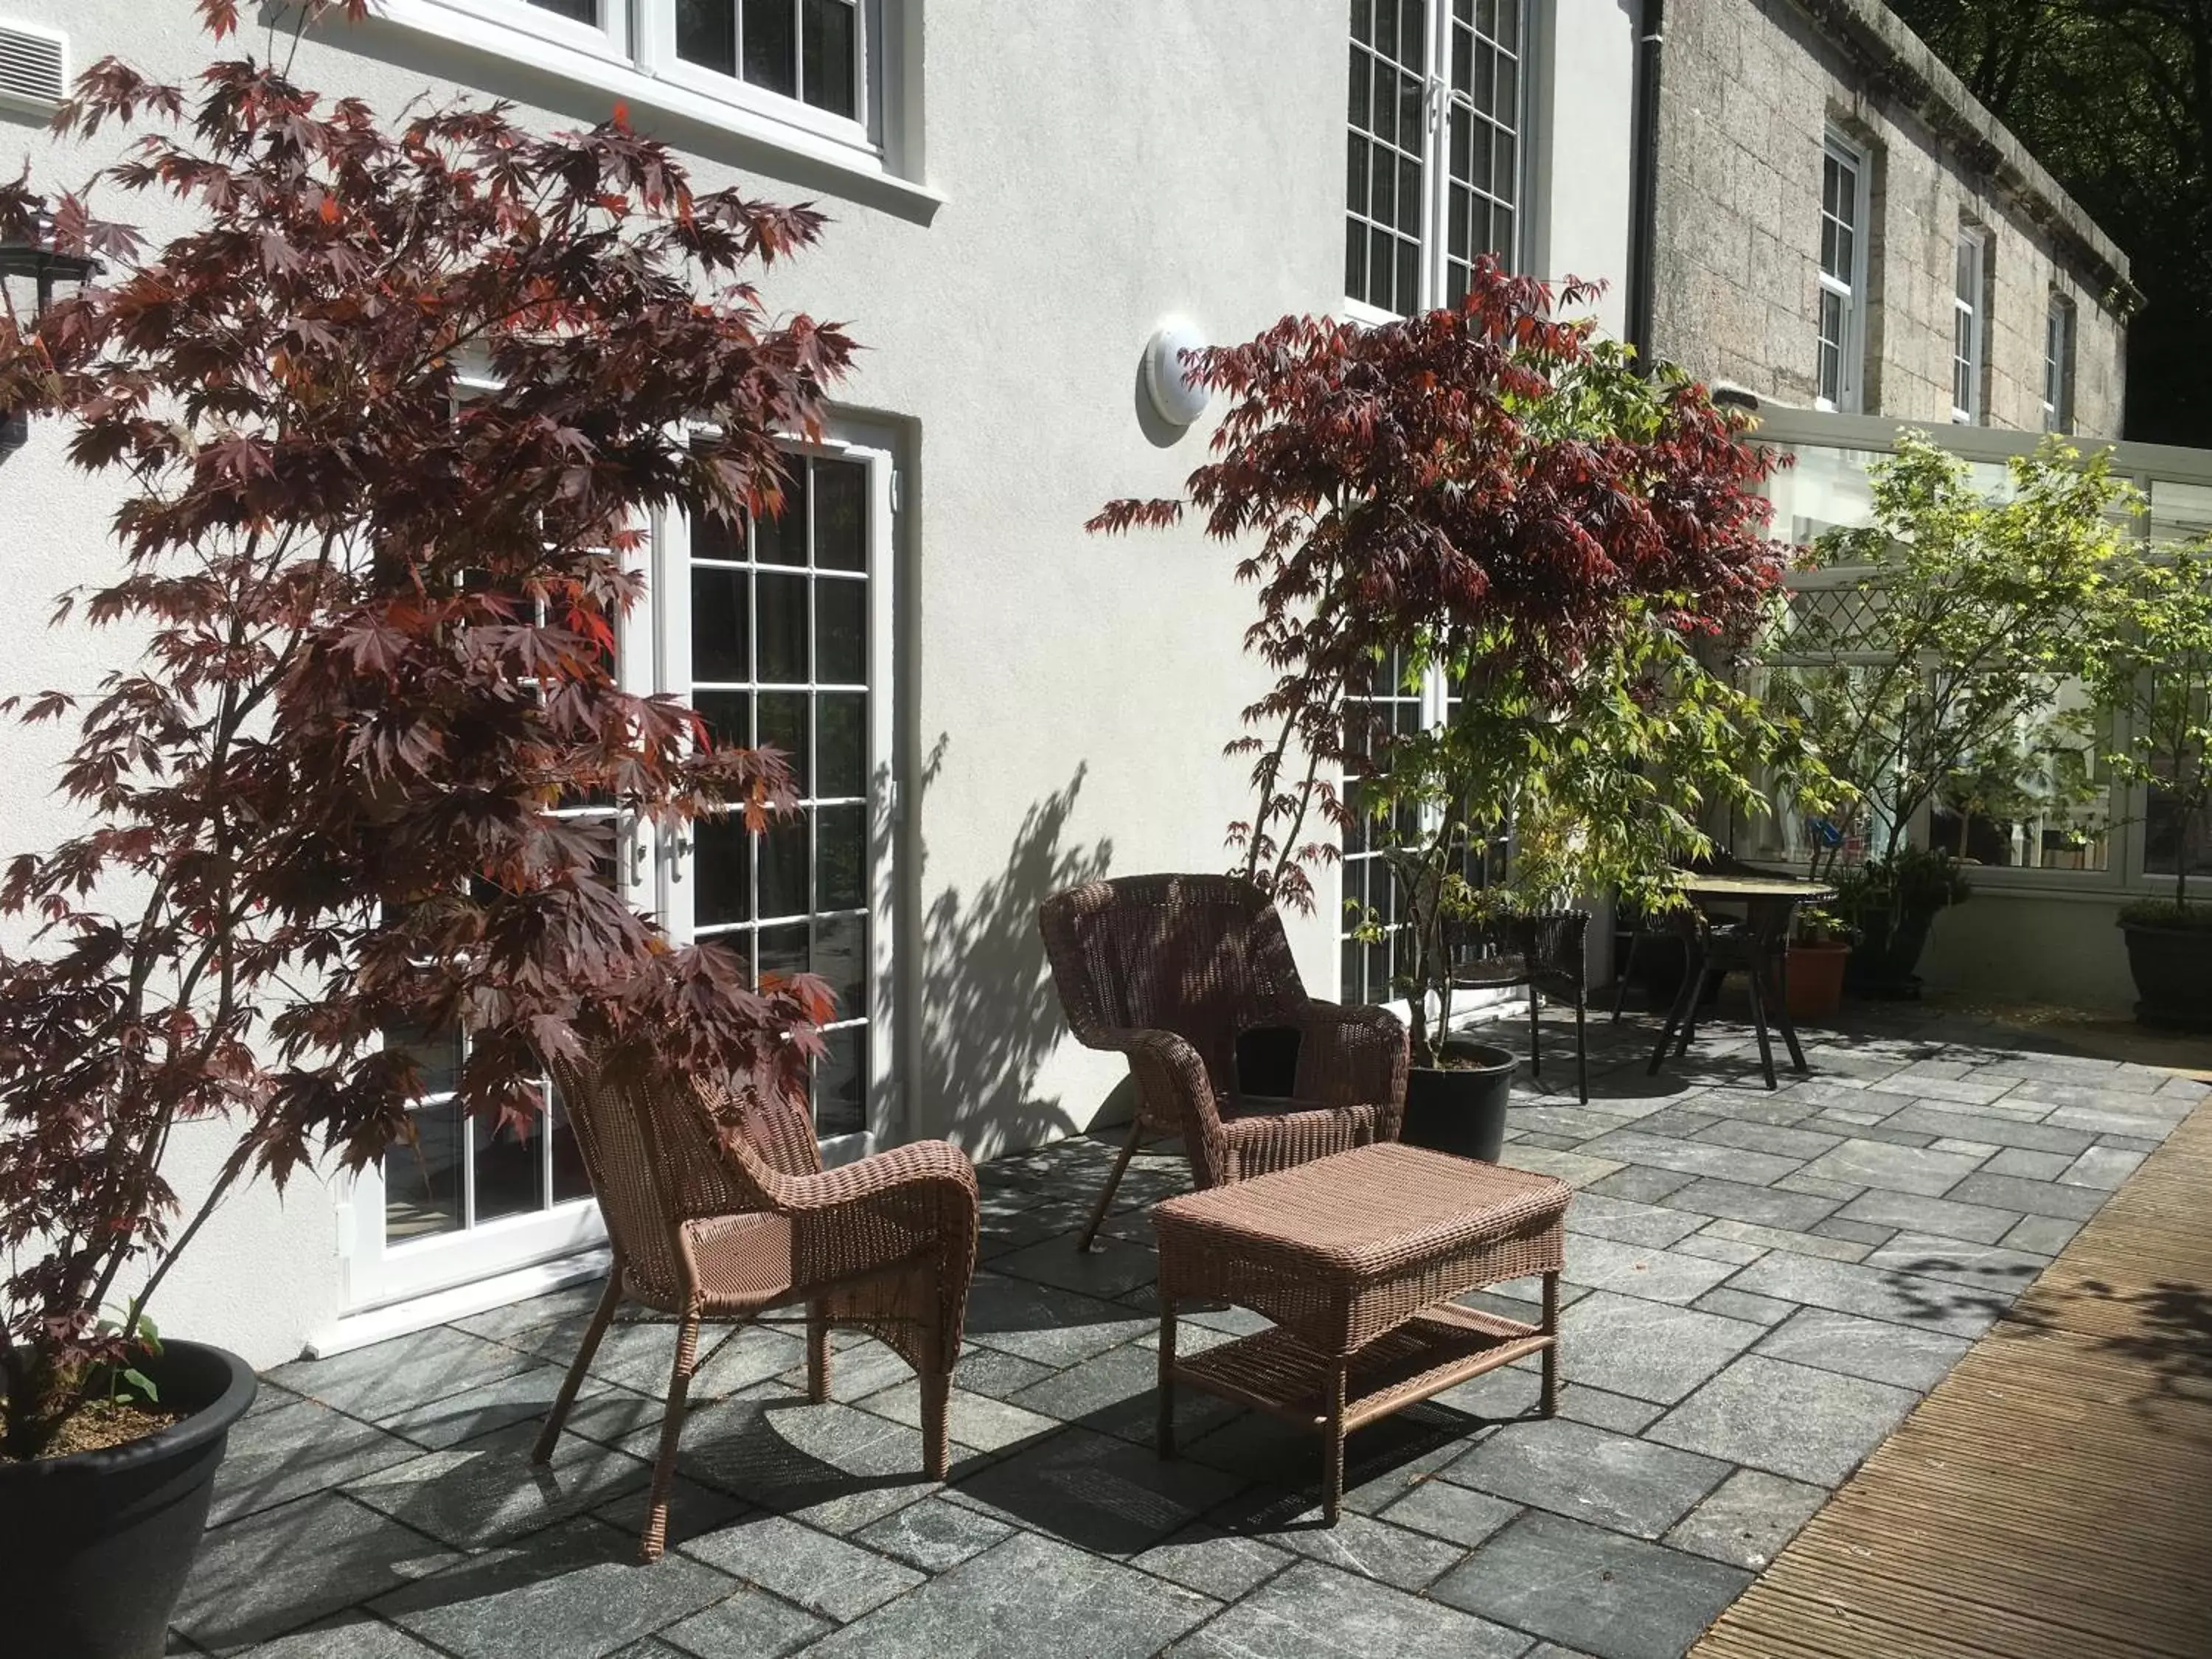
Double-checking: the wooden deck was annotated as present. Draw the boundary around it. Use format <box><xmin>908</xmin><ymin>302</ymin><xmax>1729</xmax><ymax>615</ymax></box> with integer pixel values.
<box><xmin>1694</xmin><ymin>1095</ymin><xmax>2212</xmax><ymax>1659</ymax></box>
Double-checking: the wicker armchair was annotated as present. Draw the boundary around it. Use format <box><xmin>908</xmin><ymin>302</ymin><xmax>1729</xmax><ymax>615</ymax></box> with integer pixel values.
<box><xmin>532</xmin><ymin>1055</ymin><xmax>978</xmax><ymax>1562</ymax></box>
<box><xmin>1039</xmin><ymin>874</ymin><xmax>1409</xmax><ymax>1251</ymax></box>
<box><xmin>1448</xmin><ymin>910</ymin><xmax>1593</xmax><ymax>1104</ymax></box>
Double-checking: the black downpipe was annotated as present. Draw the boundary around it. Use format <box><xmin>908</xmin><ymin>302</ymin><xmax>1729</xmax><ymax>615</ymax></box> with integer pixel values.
<box><xmin>1626</xmin><ymin>0</ymin><xmax>1666</xmax><ymax>366</ymax></box>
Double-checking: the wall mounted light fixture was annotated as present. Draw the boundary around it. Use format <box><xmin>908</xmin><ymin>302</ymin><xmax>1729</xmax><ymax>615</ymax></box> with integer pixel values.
<box><xmin>1142</xmin><ymin>316</ymin><xmax>1209</xmax><ymax>427</ymax></box>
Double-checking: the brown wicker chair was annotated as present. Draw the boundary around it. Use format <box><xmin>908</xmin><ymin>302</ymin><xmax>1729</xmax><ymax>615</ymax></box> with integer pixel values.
<box><xmin>1039</xmin><ymin>874</ymin><xmax>1409</xmax><ymax>1251</ymax></box>
<box><xmin>1448</xmin><ymin>910</ymin><xmax>1593</xmax><ymax>1104</ymax></box>
<box><xmin>532</xmin><ymin>1056</ymin><xmax>978</xmax><ymax>1562</ymax></box>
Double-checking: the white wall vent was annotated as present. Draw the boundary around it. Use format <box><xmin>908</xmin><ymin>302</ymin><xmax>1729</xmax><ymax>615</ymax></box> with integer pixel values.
<box><xmin>0</xmin><ymin>19</ymin><xmax>66</xmax><ymax>116</ymax></box>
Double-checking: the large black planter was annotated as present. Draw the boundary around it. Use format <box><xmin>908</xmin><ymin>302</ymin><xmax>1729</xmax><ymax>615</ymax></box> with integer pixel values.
<box><xmin>2121</xmin><ymin>922</ymin><xmax>2212</xmax><ymax>1032</ymax></box>
<box><xmin>0</xmin><ymin>1339</ymin><xmax>257</xmax><ymax>1659</ymax></box>
<box><xmin>1400</xmin><ymin>1042</ymin><xmax>1517</xmax><ymax>1163</ymax></box>
<box><xmin>1843</xmin><ymin>904</ymin><xmax>1938</xmax><ymax>1000</ymax></box>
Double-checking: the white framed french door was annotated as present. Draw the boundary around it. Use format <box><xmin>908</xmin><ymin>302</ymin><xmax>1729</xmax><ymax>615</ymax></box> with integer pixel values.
<box><xmin>338</xmin><ymin>430</ymin><xmax>900</xmax><ymax>1317</ymax></box>
<box><xmin>654</xmin><ymin>433</ymin><xmax>901</xmax><ymax>1167</ymax></box>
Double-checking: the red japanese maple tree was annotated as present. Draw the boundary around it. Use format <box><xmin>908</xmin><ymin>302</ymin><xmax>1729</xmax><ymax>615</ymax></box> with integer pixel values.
<box><xmin>1092</xmin><ymin>268</ymin><xmax>1792</xmax><ymax>1060</ymax></box>
<box><xmin>0</xmin><ymin>0</ymin><xmax>852</xmax><ymax>1455</ymax></box>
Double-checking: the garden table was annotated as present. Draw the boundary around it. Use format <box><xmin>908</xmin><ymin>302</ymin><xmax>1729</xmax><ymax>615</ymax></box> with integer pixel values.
<box><xmin>1152</xmin><ymin>1141</ymin><xmax>1571</xmax><ymax>1522</ymax></box>
<box><xmin>1646</xmin><ymin>872</ymin><xmax>1837</xmax><ymax>1091</ymax></box>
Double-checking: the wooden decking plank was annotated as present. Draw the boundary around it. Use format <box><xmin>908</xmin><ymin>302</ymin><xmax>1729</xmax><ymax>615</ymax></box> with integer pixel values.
<box><xmin>1692</xmin><ymin>1096</ymin><xmax>2212</xmax><ymax>1659</ymax></box>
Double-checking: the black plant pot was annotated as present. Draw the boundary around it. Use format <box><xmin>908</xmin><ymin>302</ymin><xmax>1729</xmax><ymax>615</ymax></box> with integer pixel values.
<box><xmin>0</xmin><ymin>1339</ymin><xmax>257</xmax><ymax>1659</ymax></box>
<box><xmin>2120</xmin><ymin>922</ymin><xmax>2212</xmax><ymax>1032</ymax></box>
<box><xmin>1844</xmin><ymin>904</ymin><xmax>1939</xmax><ymax>1000</ymax></box>
<box><xmin>1400</xmin><ymin>1042</ymin><xmax>1517</xmax><ymax>1163</ymax></box>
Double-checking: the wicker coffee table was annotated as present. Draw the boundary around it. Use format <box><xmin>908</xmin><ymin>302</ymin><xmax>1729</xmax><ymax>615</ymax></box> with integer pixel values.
<box><xmin>1152</xmin><ymin>1141</ymin><xmax>1573</xmax><ymax>1521</ymax></box>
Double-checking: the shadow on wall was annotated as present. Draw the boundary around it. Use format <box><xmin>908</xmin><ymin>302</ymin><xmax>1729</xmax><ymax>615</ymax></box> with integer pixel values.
<box><xmin>917</xmin><ymin>748</ymin><xmax>1116</xmax><ymax>1158</ymax></box>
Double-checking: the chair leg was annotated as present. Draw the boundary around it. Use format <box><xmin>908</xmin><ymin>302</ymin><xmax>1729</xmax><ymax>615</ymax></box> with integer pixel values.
<box><xmin>1540</xmin><ymin>1270</ymin><xmax>1562</xmax><ymax>1417</ymax></box>
<box><xmin>1574</xmin><ymin>996</ymin><xmax>1589</xmax><ymax>1106</ymax></box>
<box><xmin>641</xmin><ymin>1312</ymin><xmax>702</xmax><ymax>1564</ymax></box>
<box><xmin>532</xmin><ymin>1267</ymin><xmax>622</xmax><ymax>1464</ymax></box>
<box><xmin>919</xmin><ymin>1367</ymin><xmax>952</xmax><ymax>1481</ymax></box>
<box><xmin>1077</xmin><ymin>1117</ymin><xmax>1144</xmax><ymax>1253</ymax></box>
<box><xmin>806</xmin><ymin>1301</ymin><xmax>832</xmax><ymax>1404</ymax></box>
<box><xmin>1648</xmin><ymin>951</ymin><xmax>1699</xmax><ymax>1075</ymax></box>
<box><xmin>1322</xmin><ymin>1360</ymin><xmax>1349</xmax><ymax>1526</ymax></box>
<box><xmin>1528</xmin><ymin>984</ymin><xmax>1543</xmax><ymax>1082</ymax></box>
<box><xmin>1610</xmin><ymin>931</ymin><xmax>1641</xmax><ymax>1023</ymax></box>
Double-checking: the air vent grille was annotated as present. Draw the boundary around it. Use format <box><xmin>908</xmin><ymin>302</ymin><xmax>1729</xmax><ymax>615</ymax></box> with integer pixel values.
<box><xmin>0</xmin><ymin>21</ymin><xmax>66</xmax><ymax>113</ymax></box>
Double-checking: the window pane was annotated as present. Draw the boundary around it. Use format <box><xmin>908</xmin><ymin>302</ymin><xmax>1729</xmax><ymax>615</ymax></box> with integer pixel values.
<box><xmin>756</xmin><ymin>464</ymin><xmax>809</xmax><ymax>565</ymax></box>
<box><xmin>691</xmin><ymin>568</ymin><xmax>750</xmax><ymax>684</ymax></box>
<box><xmin>743</xmin><ymin>0</ymin><xmax>799</xmax><ymax>97</ymax></box>
<box><xmin>760</xmin><ymin>811</ymin><xmax>811</xmax><ymax>918</ymax></box>
<box><xmin>549</xmin><ymin>1083</ymin><xmax>592</xmax><ymax>1203</ymax></box>
<box><xmin>757</xmin><ymin>571</ymin><xmax>809</xmax><ymax>683</ymax></box>
<box><xmin>693</xmin><ymin>816</ymin><xmax>754</xmax><ymax>926</ymax></box>
<box><xmin>1346</xmin><ymin>218</ymin><xmax>1367</xmax><ymax>298</ymax></box>
<box><xmin>676</xmin><ymin>0</ymin><xmax>737</xmax><ymax>74</ymax></box>
<box><xmin>473</xmin><ymin>1111</ymin><xmax>545</xmax><ymax>1222</ymax></box>
<box><xmin>759</xmin><ymin>690</ymin><xmax>810</xmax><ymax>794</ymax></box>
<box><xmin>1348</xmin><ymin>134</ymin><xmax>1369</xmax><ymax>217</ymax></box>
<box><xmin>757</xmin><ymin>921</ymin><xmax>809</xmax><ymax>982</ymax></box>
<box><xmin>694</xmin><ymin>689</ymin><xmax>752</xmax><ymax>751</ymax></box>
<box><xmin>813</xmin><ymin>912</ymin><xmax>868</xmax><ymax>1018</ymax></box>
<box><xmin>817</xmin><ymin>691</ymin><xmax>866</xmax><ymax>798</ymax></box>
<box><xmin>528</xmin><ymin>0</ymin><xmax>598</xmax><ymax>20</ymax></box>
<box><xmin>814</xmin><ymin>458</ymin><xmax>867</xmax><ymax>570</ymax></box>
<box><xmin>817</xmin><ymin>801</ymin><xmax>866</xmax><ymax>909</ymax></box>
<box><xmin>803</xmin><ymin>0</ymin><xmax>857</xmax><ymax>117</ymax></box>
<box><xmin>1394</xmin><ymin>233</ymin><xmax>1418</xmax><ymax>313</ymax></box>
<box><xmin>386</xmin><ymin>1099</ymin><xmax>465</xmax><ymax>1241</ymax></box>
<box><xmin>1352</xmin><ymin>0</ymin><xmax>1373</xmax><ymax>44</ymax></box>
<box><xmin>386</xmin><ymin>1023</ymin><xmax>462</xmax><ymax>1098</ymax></box>
<box><xmin>813</xmin><ymin>1024</ymin><xmax>867</xmax><ymax>1138</ymax></box>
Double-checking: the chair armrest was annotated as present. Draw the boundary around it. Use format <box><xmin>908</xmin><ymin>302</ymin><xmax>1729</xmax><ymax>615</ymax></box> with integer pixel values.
<box><xmin>1084</xmin><ymin>1023</ymin><xmax>1231</xmax><ymax>1189</ymax></box>
<box><xmin>779</xmin><ymin>1139</ymin><xmax>980</xmax><ymax>1324</ymax></box>
<box><xmin>1287</xmin><ymin>1000</ymin><xmax>1408</xmax><ymax>1124</ymax></box>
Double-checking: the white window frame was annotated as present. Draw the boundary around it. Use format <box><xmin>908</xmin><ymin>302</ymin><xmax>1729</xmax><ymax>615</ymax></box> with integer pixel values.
<box><xmin>1816</xmin><ymin>131</ymin><xmax>1871</xmax><ymax>414</ymax></box>
<box><xmin>1952</xmin><ymin>225</ymin><xmax>1987</xmax><ymax>425</ymax></box>
<box><xmin>2043</xmin><ymin>296</ymin><xmax>2076</xmax><ymax>434</ymax></box>
<box><xmin>369</xmin><ymin>0</ymin><xmax>928</xmax><ymax>204</ymax></box>
<box><xmin>1343</xmin><ymin>0</ymin><xmax>1535</xmax><ymax>323</ymax></box>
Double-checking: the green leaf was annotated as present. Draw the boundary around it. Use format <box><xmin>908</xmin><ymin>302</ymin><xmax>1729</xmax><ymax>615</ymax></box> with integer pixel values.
<box><xmin>122</xmin><ymin>1368</ymin><xmax>159</xmax><ymax>1405</ymax></box>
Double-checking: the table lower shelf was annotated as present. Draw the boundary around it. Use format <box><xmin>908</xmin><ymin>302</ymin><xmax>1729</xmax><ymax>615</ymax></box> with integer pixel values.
<box><xmin>1166</xmin><ymin>1301</ymin><xmax>1552</xmax><ymax>1434</ymax></box>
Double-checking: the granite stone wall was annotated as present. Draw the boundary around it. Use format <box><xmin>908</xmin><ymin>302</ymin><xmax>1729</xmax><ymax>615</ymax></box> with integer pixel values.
<box><xmin>1652</xmin><ymin>0</ymin><xmax>2132</xmax><ymax>437</ymax></box>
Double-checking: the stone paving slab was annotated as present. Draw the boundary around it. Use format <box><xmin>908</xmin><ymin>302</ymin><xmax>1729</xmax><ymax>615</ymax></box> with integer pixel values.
<box><xmin>175</xmin><ymin>1006</ymin><xmax>2204</xmax><ymax>1659</ymax></box>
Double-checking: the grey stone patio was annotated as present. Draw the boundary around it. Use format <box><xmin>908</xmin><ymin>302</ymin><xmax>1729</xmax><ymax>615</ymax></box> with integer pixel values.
<box><xmin>169</xmin><ymin>1001</ymin><xmax>2208</xmax><ymax>1659</ymax></box>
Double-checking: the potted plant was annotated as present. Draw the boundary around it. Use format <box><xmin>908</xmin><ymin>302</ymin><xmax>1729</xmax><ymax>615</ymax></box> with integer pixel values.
<box><xmin>0</xmin><ymin>7</ymin><xmax>846</xmax><ymax>1652</ymax></box>
<box><xmin>1092</xmin><ymin>268</ymin><xmax>1795</xmax><ymax>1158</ymax></box>
<box><xmin>1763</xmin><ymin>431</ymin><xmax>2130</xmax><ymax>990</ymax></box>
<box><xmin>2085</xmin><ymin>544</ymin><xmax>2212</xmax><ymax>1029</ymax></box>
<box><xmin>1784</xmin><ymin>906</ymin><xmax>1857</xmax><ymax>1021</ymax></box>
<box><xmin>1830</xmin><ymin>849</ymin><xmax>1974</xmax><ymax>998</ymax></box>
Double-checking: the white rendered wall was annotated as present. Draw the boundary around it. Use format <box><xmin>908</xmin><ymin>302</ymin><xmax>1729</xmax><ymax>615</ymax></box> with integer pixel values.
<box><xmin>0</xmin><ymin>0</ymin><xmax>1635</xmax><ymax>1362</ymax></box>
<box><xmin>1532</xmin><ymin>0</ymin><xmax>1637</xmax><ymax>338</ymax></box>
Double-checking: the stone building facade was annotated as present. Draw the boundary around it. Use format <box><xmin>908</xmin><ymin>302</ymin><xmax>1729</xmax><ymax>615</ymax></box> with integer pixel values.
<box><xmin>1652</xmin><ymin>0</ymin><xmax>2137</xmax><ymax>436</ymax></box>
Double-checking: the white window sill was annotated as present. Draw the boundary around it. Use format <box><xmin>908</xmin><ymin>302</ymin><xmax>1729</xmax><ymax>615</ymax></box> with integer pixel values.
<box><xmin>357</xmin><ymin>1</ymin><xmax>945</xmax><ymax>218</ymax></box>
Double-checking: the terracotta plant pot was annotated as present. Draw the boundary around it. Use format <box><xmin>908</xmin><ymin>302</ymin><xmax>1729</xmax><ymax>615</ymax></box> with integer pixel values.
<box><xmin>1784</xmin><ymin>941</ymin><xmax>1851</xmax><ymax>1022</ymax></box>
<box><xmin>0</xmin><ymin>1340</ymin><xmax>257</xmax><ymax>1659</ymax></box>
